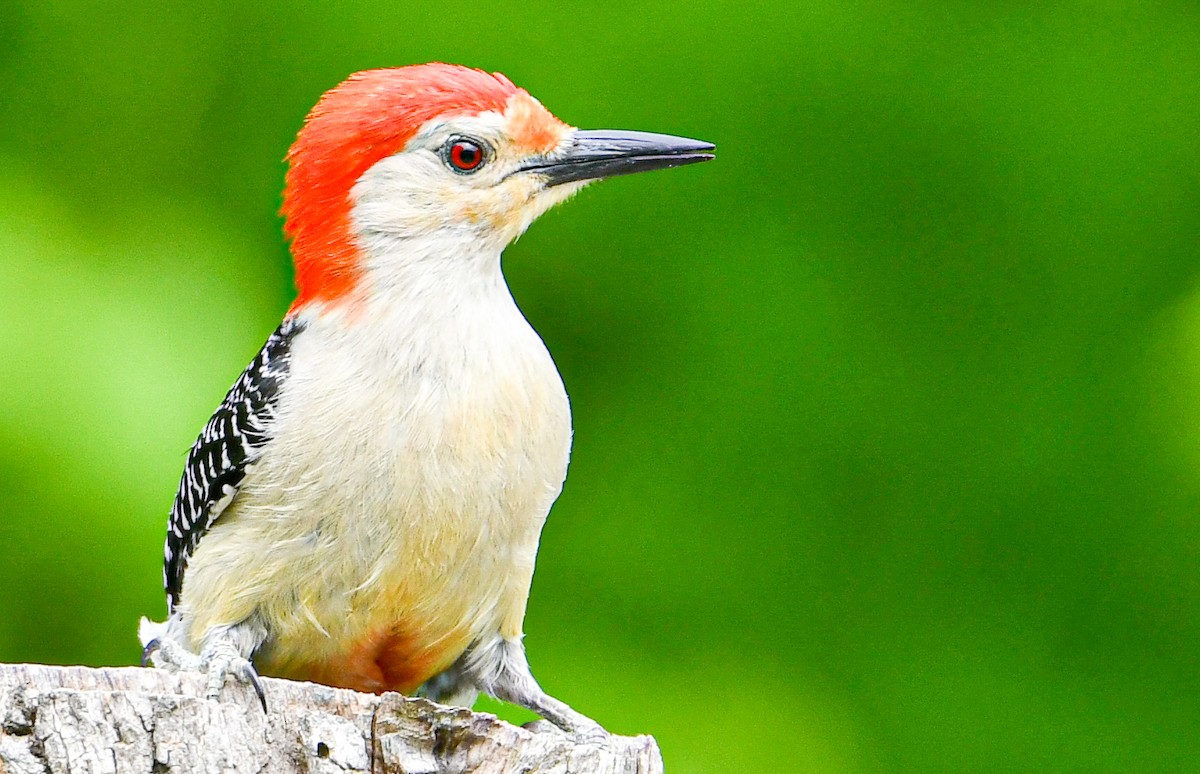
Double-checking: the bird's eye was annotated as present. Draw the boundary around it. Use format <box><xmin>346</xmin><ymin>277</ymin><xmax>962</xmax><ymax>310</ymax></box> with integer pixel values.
<box><xmin>445</xmin><ymin>138</ymin><xmax>487</xmax><ymax>173</ymax></box>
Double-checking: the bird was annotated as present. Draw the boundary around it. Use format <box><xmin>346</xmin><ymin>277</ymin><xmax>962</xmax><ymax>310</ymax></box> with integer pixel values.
<box><xmin>139</xmin><ymin>62</ymin><xmax>713</xmax><ymax>736</ymax></box>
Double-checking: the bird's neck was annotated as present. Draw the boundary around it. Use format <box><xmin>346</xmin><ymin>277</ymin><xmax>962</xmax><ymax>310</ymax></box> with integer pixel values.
<box><xmin>364</xmin><ymin>232</ymin><xmax>510</xmax><ymax>315</ymax></box>
<box><xmin>291</xmin><ymin>233</ymin><xmax>534</xmax><ymax>358</ymax></box>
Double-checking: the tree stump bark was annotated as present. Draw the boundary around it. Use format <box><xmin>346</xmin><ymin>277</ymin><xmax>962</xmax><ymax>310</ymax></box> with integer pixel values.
<box><xmin>0</xmin><ymin>664</ymin><xmax>662</xmax><ymax>773</ymax></box>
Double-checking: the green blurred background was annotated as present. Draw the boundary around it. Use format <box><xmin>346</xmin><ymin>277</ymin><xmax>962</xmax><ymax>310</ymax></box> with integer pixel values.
<box><xmin>2</xmin><ymin>2</ymin><xmax>1199</xmax><ymax>771</ymax></box>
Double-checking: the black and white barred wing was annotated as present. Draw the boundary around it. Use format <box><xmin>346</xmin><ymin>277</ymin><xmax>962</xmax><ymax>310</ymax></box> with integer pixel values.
<box><xmin>164</xmin><ymin>317</ymin><xmax>301</xmax><ymax>611</ymax></box>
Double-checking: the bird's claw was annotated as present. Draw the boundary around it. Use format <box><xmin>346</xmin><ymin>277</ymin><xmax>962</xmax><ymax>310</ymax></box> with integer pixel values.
<box><xmin>140</xmin><ymin>638</ymin><xmax>160</xmax><ymax>668</ymax></box>
<box><xmin>565</xmin><ymin>719</ymin><xmax>610</xmax><ymax>745</ymax></box>
<box><xmin>241</xmin><ymin>660</ymin><xmax>268</xmax><ymax>712</ymax></box>
<box><xmin>142</xmin><ymin>626</ymin><xmax>267</xmax><ymax>711</ymax></box>
<box><xmin>141</xmin><ymin>634</ymin><xmax>204</xmax><ymax>672</ymax></box>
<box><xmin>202</xmin><ymin>649</ymin><xmax>268</xmax><ymax>712</ymax></box>
<box><xmin>523</xmin><ymin>716</ymin><xmax>609</xmax><ymax>744</ymax></box>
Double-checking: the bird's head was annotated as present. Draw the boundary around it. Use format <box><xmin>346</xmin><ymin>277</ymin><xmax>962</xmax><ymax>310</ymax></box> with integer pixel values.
<box><xmin>281</xmin><ymin>63</ymin><xmax>713</xmax><ymax>311</ymax></box>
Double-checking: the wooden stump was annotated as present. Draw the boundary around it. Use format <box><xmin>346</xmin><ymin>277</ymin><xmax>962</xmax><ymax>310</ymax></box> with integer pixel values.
<box><xmin>0</xmin><ymin>664</ymin><xmax>662</xmax><ymax>773</ymax></box>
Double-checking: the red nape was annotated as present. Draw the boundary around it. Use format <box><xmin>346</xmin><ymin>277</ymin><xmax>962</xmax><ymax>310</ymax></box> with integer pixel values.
<box><xmin>282</xmin><ymin>63</ymin><xmax>523</xmax><ymax>312</ymax></box>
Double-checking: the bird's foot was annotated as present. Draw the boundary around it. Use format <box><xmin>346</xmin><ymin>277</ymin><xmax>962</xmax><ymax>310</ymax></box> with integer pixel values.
<box><xmin>524</xmin><ymin>715</ymin><xmax>609</xmax><ymax>744</ymax></box>
<box><xmin>140</xmin><ymin>633</ymin><xmax>203</xmax><ymax>672</ymax></box>
<box><xmin>139</xmin><ymin>616</ymin><xmax>200</xmax><ymax>671</ymax></box>
<box><xmin>139</xmin><ymin>617</ymin><xmax>266</xmax><ymax>711</ymax></box>
<box><xmin>523</xmin><ymin>698</ymin><xmax>609</xmax><ymax>744</ymax></box>
<box><xmin>463</xmin><ymin>635</ymin><xmax>610</xmax><ymax>743</ymax></box>
<box><xmin>562</xmin><ymin>716</ymin><xmax>610</xmax><ymax>745</ymax></box>
<box><xmin>200</xmin><ymin>633</ymin><xmax>267</xmax><ymax>711</ymax></box>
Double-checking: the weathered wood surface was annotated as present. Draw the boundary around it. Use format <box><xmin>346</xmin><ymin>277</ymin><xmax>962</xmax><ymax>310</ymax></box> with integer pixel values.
<box><xmin>0</xmin><ymin>664</ymin><xmax>662</xmax><ymax>773</ymax></box>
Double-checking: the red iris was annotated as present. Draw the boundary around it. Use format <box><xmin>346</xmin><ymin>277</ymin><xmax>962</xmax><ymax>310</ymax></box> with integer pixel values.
<box><xmin>449</xmin><ymin>140</ymin><xmax>484</xmax><ymax>171</ymax></box>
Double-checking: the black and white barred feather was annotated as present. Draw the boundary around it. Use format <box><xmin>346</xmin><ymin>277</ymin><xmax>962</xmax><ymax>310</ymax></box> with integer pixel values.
<box><xmin>164</xmin><ymin>317</ymin><xmax>303</xmax><ymax>612</ymax></box>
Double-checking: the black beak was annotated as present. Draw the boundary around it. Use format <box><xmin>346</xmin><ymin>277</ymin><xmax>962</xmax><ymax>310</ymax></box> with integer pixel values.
<box><xmin>524</xmin><ymin>129</ymin><xmax>715</xmax><ymax>187</ymax></box>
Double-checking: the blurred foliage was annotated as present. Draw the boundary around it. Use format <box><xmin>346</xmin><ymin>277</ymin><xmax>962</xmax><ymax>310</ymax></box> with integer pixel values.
<box><xmin>2</xmin><ymin>1</ymin><xmax>1199</xmax><ymax>771</ymax></box>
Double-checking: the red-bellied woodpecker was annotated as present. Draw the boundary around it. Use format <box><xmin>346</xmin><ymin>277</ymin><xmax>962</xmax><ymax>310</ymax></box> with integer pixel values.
<box><xmin>139</xmin><ymin>62</ymin><xmax>713</xmax><ymax>736</ymax></box>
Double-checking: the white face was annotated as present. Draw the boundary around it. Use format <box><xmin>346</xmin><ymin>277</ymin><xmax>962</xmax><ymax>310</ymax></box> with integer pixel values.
<box><xmin>349</xmin><ymin>109</ymin><xmax>589</xmax><ymax>255</ymax></box>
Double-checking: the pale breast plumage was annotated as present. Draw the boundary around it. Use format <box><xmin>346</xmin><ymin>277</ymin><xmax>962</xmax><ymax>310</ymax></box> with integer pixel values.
<box><xmin>171</xmin><ymin>295</ymin><xmax>572</xmax><ymax>691</ymax></box>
